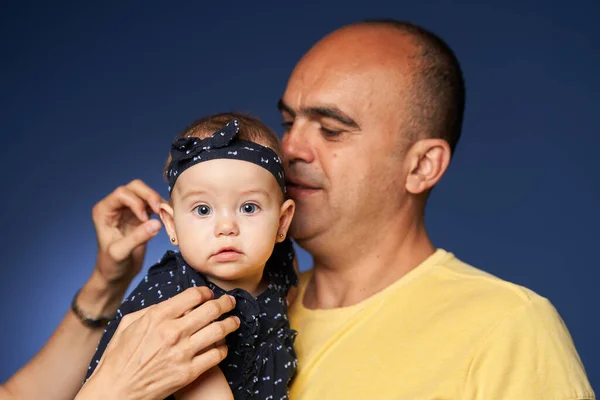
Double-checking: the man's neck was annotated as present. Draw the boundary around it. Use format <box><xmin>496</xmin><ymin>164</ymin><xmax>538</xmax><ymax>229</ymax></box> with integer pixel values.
<box><xmin>302</xmin><ymin>215</ymin><xmax>435</xmax><ymax>310</ymax></box>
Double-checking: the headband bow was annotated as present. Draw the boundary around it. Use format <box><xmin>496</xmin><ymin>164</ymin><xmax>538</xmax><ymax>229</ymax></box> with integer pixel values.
<box><xmin>170</xmin><ymin>119</ymin><xmax>239</xmax><ymax>163</ymax></box>
<box><xmin>166</xmin><ymin>119</ymin><xmax>286</xmax><ymax>194</ymax></box>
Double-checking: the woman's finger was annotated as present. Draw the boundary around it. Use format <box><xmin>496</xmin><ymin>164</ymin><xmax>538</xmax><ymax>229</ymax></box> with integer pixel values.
<box><xmin>126</xmin><ymin>179</ymin><xmax>167</xmax><ymax>215</ymax></box>
<box><xmin>191</xmin><ymin>345</ymin><xmax>229</xmax><ymax>378</ymax></box>
<box><xmin>96</xmin><ymin>185</ymin><xmax>151</xmax><ymax>223</ymax></box>
<box><xmin>187</xmin><ymin>316</ymin><xmax>240</xmax><ymax>356</ymax></box>
<box><xmin>108</xmin><ymin>219</ymin><xmax>162</xmax><ymax>261</ymax></box>
<box><xmin>151</xmin><ymin>287</ymin><xmax>215</xmax><ymax>321</ymax></box>
<box><xmin>179</xmin><ymin>294</ymin><xmax>236</xmax><ymax>336</ymax></box>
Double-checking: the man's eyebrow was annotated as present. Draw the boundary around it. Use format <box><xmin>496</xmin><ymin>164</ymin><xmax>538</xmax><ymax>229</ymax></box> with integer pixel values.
<box><xmin>307</xmin><ymin>106</ymin><xmax>360</xmax><ymax>129</ymax></box>
<box><xmin>277</xmin><ymin>98</ymin><xmax>360</xmax><ymax>129</ymax></box>
<box><xmin>277</xmin><ymin>98</ymin><xmax>294</xmax><ymax>116</ymax></box>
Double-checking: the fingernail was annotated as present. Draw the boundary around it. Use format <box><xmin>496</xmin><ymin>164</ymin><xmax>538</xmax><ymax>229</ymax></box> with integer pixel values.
<box><xmin>145</xmin><ymin>219</ymin><xmax>161</xmax><ymax>234</ymax></box>
<box><xmin>233</xmin><ymin>316</ymin><xmax>240</xmax><ymax>324</ymax></box>
<box><xmin>228</xmin><ymin>295</ymin><xmax>236</xmax><ymax>305</ymax></box>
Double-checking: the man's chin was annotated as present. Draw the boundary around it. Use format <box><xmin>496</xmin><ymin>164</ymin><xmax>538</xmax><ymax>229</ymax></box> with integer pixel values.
<box><xmin>289</xmin><ymin>220</ymin><xmax>320</xmax><ymax>247</ymax></box>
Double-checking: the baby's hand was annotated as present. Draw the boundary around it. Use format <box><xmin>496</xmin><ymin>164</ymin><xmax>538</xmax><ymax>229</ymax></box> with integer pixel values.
<box><xmin>175</xmin><ymin>366</ymin><xmax>233</xmax><ymax>400</ymax></box>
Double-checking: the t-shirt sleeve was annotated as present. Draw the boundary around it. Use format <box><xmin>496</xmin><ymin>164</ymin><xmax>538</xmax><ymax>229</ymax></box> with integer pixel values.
<box><xmin>463</xmin><ymin>296</ymin><xmax>595</xmax><ymax>399</ymax></box>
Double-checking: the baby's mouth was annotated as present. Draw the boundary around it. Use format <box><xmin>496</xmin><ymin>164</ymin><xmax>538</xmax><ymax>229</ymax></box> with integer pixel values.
<box><xmin>212</xmin><ymin>246</ymin><xmax>243</xmax><ymax>262</ymax></box>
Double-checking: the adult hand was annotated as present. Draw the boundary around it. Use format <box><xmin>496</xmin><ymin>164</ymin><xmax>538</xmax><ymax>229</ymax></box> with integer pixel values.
<box><xmin>0</xmin><ymin>180</ymin><xmax>172</xmax><ymax>400</ymax></box>
<box><xmin>92</xmin><ymin>179</ymin><xmax>166</xmax><ymax>285</ymax></box>
<box><xmin>77</xmin><ymin>179</ymin><xmax>166</xmax><ymax>319</ymax></box>
<box><xmin>76</xmin><ymin>287</ymin><xmax>240</xmax><ymax>400</ymax></box>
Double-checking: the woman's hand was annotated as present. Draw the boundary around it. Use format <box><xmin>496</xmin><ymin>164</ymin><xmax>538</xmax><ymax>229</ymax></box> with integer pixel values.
<box><xmin>92</xmin><ymin>179</ymin><xmax>166</xmax><ymax>285</ymax></box>
<box><xmin>76</xmin><ymin>286</ymin><xmax>240</xmax><ymax>400</ymax></box>
<box><xmin>79</xmin><ymin>180</ymin><xmax>166</xmax><ymax>318</ymax></box>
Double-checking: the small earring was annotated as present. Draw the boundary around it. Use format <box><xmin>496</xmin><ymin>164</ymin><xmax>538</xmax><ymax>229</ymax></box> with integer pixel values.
<box><xmin>278</xmin><ymin>234</ymin><xmax>284</xmax><ymax>239</ymax></box>
<box><xmin>170</xmin><ymin>237</ymin><xmax>176</xmax><ymax>243</ymax></box>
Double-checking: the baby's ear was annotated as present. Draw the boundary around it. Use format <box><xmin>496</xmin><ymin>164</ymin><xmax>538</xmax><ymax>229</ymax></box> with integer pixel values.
<box><xmin>159</xmin><ymin>203</ymin><xmax>178</xmax><ymax>246</ymax></box>
<box><xmin>277</xmin><ymin>199</ymin><xmax>295</xmax><ymax>242</ymax></box>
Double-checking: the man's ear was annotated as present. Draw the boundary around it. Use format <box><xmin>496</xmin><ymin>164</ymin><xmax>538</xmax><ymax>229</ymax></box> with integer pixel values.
<box><xmin>159</xmin><ymin>202</ymin><xmax>178</xmax><ymax>246</ymax></box>
<box><xmin>276</xmin><ymin>199</ymin><xmax>295</xmax><ymax>242</ymax></box>
<box><xmin>405</xmin><ymin>138</ymin><xmax>451</xmax><ymax>195</ymax></box>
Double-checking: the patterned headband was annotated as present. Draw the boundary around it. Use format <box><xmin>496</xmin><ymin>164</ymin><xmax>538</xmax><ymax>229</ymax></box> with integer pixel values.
<box><xmin>166</xmin><ymin>119</ymin><xmax>286</xmax><ymax>195</ymax></box>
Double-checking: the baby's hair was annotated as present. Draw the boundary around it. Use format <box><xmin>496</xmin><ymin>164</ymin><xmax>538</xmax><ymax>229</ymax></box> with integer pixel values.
<box><xmin>162</xmin><ymin>112</ymin><xmax>282</xmax><ymax>182</ymax></box>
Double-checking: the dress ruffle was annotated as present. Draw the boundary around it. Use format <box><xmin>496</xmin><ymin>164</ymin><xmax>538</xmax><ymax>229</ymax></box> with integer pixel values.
<box><xmin>85</xmin><ymin>238</ymin><xmax>298</xmax><ymax>400</ymax></box>
<box><xmin>164</xmin><ymin>237</ymin><xmax>298</xmax><ymax>399</ymax></box>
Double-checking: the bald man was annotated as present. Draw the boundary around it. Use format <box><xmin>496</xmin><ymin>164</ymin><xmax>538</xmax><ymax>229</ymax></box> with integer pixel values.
<box><xmin>7</xmin><ymin>18</ymin><xmax>592</xmax><ymax>400</ymax></box>
<box><xmin>279</xmin><ymin>20</ymin><xmax>595</xmax><ymax>399</ymax></box>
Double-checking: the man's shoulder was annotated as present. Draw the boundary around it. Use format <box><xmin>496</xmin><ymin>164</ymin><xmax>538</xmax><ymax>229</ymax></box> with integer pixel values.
<box><xmin>427</xmin><ymin>249</ymin><xmax>550</xmax><ymax>313</ymax></box>
<box><xmin>391</xmin><ymin>248</ymin><xmax>573</xmax><ymax>342</ymax></box>
<box><xmin>436</xmin><ymin>252</ymin><xmax>595</xmax><ymax>399</ymax></box>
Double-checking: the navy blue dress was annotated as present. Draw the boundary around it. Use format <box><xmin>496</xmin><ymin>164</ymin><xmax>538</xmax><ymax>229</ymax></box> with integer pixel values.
<box><xmin>85</xmin><ymin>239</ymin><xmax>298</xmax><ymax>400</ymax></box>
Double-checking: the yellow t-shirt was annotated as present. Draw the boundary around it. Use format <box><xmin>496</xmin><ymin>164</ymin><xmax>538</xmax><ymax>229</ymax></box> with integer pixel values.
<box><xmin>288</xmin><ymin>249</ymin><xmax>595</xmax><ymax>399</ymax></box>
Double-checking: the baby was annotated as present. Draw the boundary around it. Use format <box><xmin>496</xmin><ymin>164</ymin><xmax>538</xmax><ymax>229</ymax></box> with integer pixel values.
<box><xmin>85</xmin><ymin>113</ymin><xmax>298</xmax><ymax>399</ymax></box>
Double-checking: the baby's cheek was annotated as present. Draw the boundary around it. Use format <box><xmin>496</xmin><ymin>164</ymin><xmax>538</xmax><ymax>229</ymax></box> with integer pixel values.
<box><xmin>250</xmin><ymin>236</ymin><xmax>277</xmax><ymax>267</ymax></box>
<box><xmin>179</xmin><ymin>240</ymin><xmax>209</xmax><ymax>271</ymax></box>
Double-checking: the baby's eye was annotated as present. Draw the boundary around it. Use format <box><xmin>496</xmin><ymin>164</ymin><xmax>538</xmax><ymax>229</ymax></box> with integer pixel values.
<box><xmin>194</xmin><ymin>205</ymin><xmax>212</xmax><ymax>216</ymax></box>
<box><xmin>241</xmin><ymin>203</ymin><xmax>260</xmax><ymax>214</ymax></box>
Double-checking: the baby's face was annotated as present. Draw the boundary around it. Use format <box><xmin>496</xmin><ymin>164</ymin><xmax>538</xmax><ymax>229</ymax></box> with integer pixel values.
<box><xmin>163</xmin><ymin>158</ymin><xmax>292</xmax><ymax>288</ymax></box>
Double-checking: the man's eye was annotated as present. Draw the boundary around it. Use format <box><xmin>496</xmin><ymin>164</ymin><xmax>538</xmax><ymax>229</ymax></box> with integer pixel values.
<box><xmin>241</xmin><ymin>203</ymin><xmax>260</xmax><ymax>214</ymax></box>
<box><xmin>321</xmin><ymin>127</ymin><xmax>343</xmax><ymax>137</ymax></box>
<box><xmin>281</xmin><ymin>121</ymin><xmax>293</xmax><ymax>132</ymax></box>
<box><xmin>194</xmin><ymin>205</ymin><xmax>212</xmax><ymax>216</ymax></box>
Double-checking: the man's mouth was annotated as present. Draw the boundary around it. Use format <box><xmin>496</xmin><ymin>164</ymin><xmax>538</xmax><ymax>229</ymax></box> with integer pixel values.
<box><xmin>286</xmin><ymin>177</ymin><xmax>320</xmax><ymax>196</ymax></box>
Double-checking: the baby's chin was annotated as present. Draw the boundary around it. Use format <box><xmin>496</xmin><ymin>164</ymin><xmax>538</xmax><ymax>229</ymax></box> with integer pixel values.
<box><xmin>203</xmin><ymin>261</ymin><xmax>254</xmax><ymax>280</ymax></box>
<box><xmin>193</xmin><ymin>261</ymin><xmax>266</xmax><ymax>293</ymax></box>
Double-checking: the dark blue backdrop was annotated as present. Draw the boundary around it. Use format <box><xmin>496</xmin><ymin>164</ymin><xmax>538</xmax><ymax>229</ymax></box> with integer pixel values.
<box><xmin>1</xmin><ymin>0</ymin><xmax>598</xmax><ymax>390</ymax></box>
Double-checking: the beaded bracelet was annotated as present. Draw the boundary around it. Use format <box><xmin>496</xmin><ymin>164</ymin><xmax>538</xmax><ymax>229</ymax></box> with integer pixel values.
<box><xmin>71</xmin><ymin>289</ymin><xmax>115</xmax><ymax>328</ymax></box>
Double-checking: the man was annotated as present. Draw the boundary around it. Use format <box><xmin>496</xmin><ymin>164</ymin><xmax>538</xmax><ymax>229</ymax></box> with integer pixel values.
<box><xmin>2</xmin><ymin>19</ymin><xmax>594</xmax><ymax>400</ymax></box>
<box><xmin>279</xmin><ymin>20</ymin><xmax>594</xmax><ymax>399</ymax></box>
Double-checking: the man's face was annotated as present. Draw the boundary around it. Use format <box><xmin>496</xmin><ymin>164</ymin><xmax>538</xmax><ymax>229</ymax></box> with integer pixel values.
<box><xmin>164</xmin><ymin>159</ymin><xmax>290</xmax><ymax>287</ymax></box>
<box><xmin>279</xmin><ymin>33</ymin><xmax>413</xmax><ymax>252</ymax></box>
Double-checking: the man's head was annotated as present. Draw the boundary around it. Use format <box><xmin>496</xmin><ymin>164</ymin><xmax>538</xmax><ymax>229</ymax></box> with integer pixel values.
<box><xmin>159</xmin><ymin>113</ymin><xmax>294</xmax><ymax>290</ymax></box>
<box><xmin>279</xmin><ymin>20</ymin><xmax>465</xmax><ymax>257</ymax></box>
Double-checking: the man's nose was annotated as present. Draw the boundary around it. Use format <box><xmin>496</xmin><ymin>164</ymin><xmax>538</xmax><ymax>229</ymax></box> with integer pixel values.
<box><xmin>214</xmin><ymin>213</ymin><xmax>239</xmax><ymax>237</ymax></box>
<box><xmin>282</xmin><ymin>120</ymin><xmax>315</xmax><ymax>164</ymax></box>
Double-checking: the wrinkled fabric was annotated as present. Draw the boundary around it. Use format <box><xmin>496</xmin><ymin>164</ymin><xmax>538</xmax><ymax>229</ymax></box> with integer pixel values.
<box><xmin>85</xmin><ymin>238</ymin><xmax>298</xmax><ymax>400</ymax></box>
<box><xmin>166</xmin><ymin>119</ymin><xmax>286</xmax><ymax>194</ymax></box>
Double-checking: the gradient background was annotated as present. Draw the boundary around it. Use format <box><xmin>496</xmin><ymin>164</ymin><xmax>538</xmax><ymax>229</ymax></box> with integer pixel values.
<box><xmin>1</xmin><ymin>0</ymin><xmax>598</xmax><ymax>390</ymax></box>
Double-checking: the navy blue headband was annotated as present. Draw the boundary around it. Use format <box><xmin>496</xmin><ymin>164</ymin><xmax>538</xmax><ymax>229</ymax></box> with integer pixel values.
<box><xmin>166</xmin><ymin>119</ymin><xmax>286</xmax><ymax>195</ymax></box>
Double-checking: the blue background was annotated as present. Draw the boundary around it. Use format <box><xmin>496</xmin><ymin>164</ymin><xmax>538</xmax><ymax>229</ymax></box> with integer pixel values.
<box><xmin>1</xmin><ymin>0</ymin><xmax>598</xmax><ymax>390</ymax></box>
